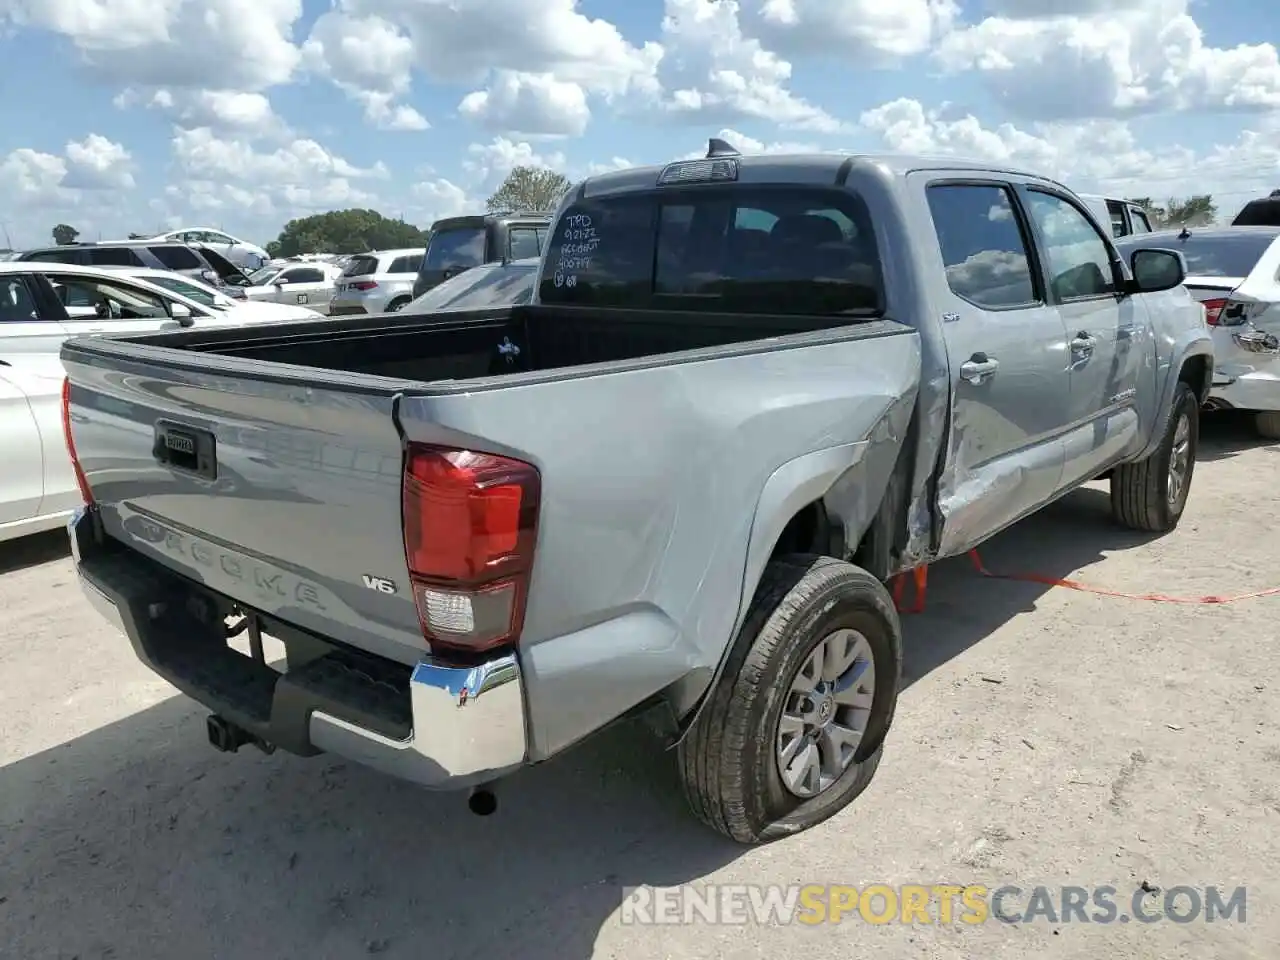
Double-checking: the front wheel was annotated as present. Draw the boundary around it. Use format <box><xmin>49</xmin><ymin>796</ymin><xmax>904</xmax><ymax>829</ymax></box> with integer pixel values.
<box><xmin>677</xmin><ymin>555</ymin><xmax>902</xmax><ymax>844</ymax></box>
<box><xmin>1110</xmin><ymin>380</ymin><xmax>1199</xmax><ymax>532</ymax></box>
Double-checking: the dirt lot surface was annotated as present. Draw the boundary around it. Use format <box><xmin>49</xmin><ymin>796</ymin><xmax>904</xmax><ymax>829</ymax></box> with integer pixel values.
<box><xmin>2</xmin><ymin>412</ymin><xmax>1278</xmax><ymax>960</ymax></box>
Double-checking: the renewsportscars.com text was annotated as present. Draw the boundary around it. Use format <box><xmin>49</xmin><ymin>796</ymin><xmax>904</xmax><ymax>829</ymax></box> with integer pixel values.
<box><xmin>619</xmin><ymin>883</ymin><xmax>1247</xmax><ymax>926</ymax></box>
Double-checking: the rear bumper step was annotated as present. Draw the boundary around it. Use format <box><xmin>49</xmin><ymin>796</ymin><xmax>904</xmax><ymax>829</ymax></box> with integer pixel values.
<box><xmin>70</xmin><ymin>507</ymin><xmax>527</xmax><ymax>790</ymax></box>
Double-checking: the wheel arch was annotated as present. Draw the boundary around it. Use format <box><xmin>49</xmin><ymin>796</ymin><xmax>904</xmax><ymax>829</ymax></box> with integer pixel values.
<box><xmin>668</xmin><ymin>438</ymin><xmax>907</xmax><ymax>742</ymax></box>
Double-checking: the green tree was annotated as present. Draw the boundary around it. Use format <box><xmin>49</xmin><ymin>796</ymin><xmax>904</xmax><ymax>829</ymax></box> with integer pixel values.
<box><xmin>1126</xmin><ymin>197</ymin><xmax>1165</xmax><ymax>224</ymax></box>
<box><xmin>1162</xmin><ymin>195</ymin><xmax>1216</xmax><ymax>227</ymax></box>
<box><xmin>268</xmin><ymin>209</ymin><xmax>429</xmax><ymax>257</ymax></box>
<box><xmin>52</xmin><ymin>223</ymin><xmax>79</xmax><ymax>245</ymax></box>
<box><xmin>485</xmin><ymin>166</ymin><xmax>572</xmax><ymax>213</ymax></box>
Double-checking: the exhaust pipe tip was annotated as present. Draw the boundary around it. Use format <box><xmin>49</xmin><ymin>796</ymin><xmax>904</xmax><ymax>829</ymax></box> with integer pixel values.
<box><xmin>467</xmin><ymin>786</ymin><xmax>498</xmax><ymax>816</ymax></box>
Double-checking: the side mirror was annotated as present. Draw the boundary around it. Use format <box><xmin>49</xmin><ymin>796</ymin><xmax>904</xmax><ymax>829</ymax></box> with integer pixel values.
<box><xmin>1127</xmin><ymin>248</ymin><xmax>1186</xmax><ymax>294</ymax></box>
<box><xmin>273</xmin><ymin>280</ymin><xmax>285</xmax><ymax>289</ymax></box>
<box><xmin>169</xmin><ymin>302</ymin><xmax>195</xmax><ymax>327</ymax></box>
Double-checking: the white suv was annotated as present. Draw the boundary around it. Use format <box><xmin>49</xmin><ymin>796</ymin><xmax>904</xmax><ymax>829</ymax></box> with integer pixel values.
<box><xmin>329</xmin><ymin>248</ymin><xmax>425</xmax><ymax>315</ymax></box>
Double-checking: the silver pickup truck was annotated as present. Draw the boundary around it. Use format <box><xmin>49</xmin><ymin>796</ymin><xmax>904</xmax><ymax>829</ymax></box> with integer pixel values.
<box><xmin>61</xmin><ymin>143</ymin><xmax>1212</xmax><ymax>844</ymax></box>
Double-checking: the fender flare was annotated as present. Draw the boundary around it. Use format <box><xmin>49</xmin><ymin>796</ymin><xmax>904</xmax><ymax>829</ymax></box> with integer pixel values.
<box><xmin>672</xmin><ymin>441</ymin><xmax>868</xmax><ymax>740</ymax></box>
<box><xmin>1136</xmin><ymin>335</ymin><xmax>1214</xmax><ymax>461</ymax></box>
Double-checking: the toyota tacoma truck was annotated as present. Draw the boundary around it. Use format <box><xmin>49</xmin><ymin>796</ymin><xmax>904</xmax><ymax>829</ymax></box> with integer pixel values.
<box><xmin>61</xmin><ymin>142</ymin><xmax>1212</xmax><ymax>844</ymax></box>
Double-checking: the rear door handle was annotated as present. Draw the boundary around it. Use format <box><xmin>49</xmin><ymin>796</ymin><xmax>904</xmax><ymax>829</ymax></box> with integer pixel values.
<box><xmin>960</xmin><ymin>354</ymin><xmax>999</xmax><ymax>384</ymax></box>
<box><xmin>1071</xmin><ymin>332</ymin><xmax>1097</xmax><ymax>359</ymax></box>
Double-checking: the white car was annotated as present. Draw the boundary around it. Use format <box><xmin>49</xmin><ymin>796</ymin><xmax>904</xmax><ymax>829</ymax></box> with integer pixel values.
<box><xmin>242</xmin><ymin>261</ymin><xmax>343</xmax><ymax>314</ymax></box>
<box><xmin>96</xmin><ymin>266</ymin><xmax>323</xmax><ymax>324</ymax></box>
<box><xmin>0</xmin><ymin>352</ymin><xmax>76</xmax><ymax>543</ymax></box>
<box><xmin>329</xmin><ymin>248</ymin><xmax>425</xmax><ymax>315</ymax></box>
<box><xmin>1117</xmin><ymin>225</ymin><xmax>1280</xmax><ymax>437</ymax></box>
<box><xmin>146</xmin><ymin>227</ymin><xmax>270</xmax><ymax>270</ymax></box>
<box><xmin>0</xmin><ymin>261</ymin><xmax>323</xmax><ymax>358</ymax></box>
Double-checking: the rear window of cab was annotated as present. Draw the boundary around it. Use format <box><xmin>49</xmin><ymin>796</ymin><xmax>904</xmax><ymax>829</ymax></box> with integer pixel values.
<box><xmin>538</xmin><ymin>186</ymin><xmax>883</xmax><ymax>316</ymax></box>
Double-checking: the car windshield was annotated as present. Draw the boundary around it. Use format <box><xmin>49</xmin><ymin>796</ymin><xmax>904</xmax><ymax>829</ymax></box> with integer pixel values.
<box><xmin>144</xmin><ymin>274</ymin><xmax>224</xmax><ymax>308</ymax></box>
<box><xmin>248</xmin><ymin>266</ymin><xmax>279</xmax><ymax>284</ymax></box>
<box><xmin>1121</xmin><ymin>234</ymin><xmax>1276</xmax><ymax>279</ymax></box>
<box><xmin>423</xmin><ymin>227</ymin><xmax>486</xmax><ymax>271</ymax></box>
<box><xmin>404</xmin><ymin>262</ymin><xmax>537</xmax><ymax>313</ymax></box>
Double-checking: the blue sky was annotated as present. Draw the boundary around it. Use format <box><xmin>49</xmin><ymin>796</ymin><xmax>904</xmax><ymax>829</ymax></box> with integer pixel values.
<box><xmin>1</xmin><ymin>0</ymin><xmax>1277</xmax><ymax>249</ymax></box>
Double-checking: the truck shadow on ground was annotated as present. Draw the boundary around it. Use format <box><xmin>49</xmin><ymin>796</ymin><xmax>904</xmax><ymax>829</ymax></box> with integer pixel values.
<box><xmin>0</xmin><ymin>420</ymin><xmax>1250</xmax><ymax>960</ymax></box>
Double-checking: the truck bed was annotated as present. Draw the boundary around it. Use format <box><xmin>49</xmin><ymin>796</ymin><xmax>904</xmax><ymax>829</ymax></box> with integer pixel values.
<box><xmin>101</xmin><ymin>304</ymin><xmax>879</xmax><ymax>388</ymax></box>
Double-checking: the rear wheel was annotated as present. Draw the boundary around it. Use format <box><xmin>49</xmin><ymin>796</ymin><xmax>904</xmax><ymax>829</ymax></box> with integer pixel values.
<box><xmin>677</xmin><ymin>555</ymin><xmax>902</xmax><ymax>844</ymax></box>
<box><xmin>1255</xmin><ymin>411</ymin><xmax>1280</xmax><ymax>440</ymax></box>
<box><xmin>1111</xmin><ymin>380</ymin><xmax>1198</xmax><ymax>532</ymax></box>
<box><xmin>386</xmin><ymin>297</ymin><xmax>411</xmax><ymax>312</ymax></box>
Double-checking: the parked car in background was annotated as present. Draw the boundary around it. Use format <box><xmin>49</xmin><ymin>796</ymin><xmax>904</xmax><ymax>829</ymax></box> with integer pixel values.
<box><xmin>1079</xmin><ymin>194</ymin><xmax>1154</xmax><ymax>238</ymax></box>
<box><xmin>400</xmin><ymin>257</ymin><xmax>539</xmax><ymax>314</ymax></box>
<box><xmin>0</xmin><ymin>261</ymin><xmax>320</xmax><ymax>358</ymax></box>
<box><xmin>98</xmin><ymin>267</ymin><xmax>329</xmax><ymax>324</ymax></box>
<box><xmin>1117</xmin><ymin>225</ymin><xmax>1280</xmax><ymax>437</ymax></box>
<box><xmin>0</xmin><ymin>352</ymin><xmax>75</xmax><ymax>543</ymax></box>
<box><xmin>412</xmin><ymin>211</ymin><xmax>552</xmax><ymax>299</ymax></box>
<box><xmin>62</xmin><ymin>146</ymin><xmax>1211</xmax><ymax>842</ymax></box>
<box><xmin>14</xmin><ymin>241</ymin><xmax>253</xmax><ymax>297</ymax></box>
<box><xmin>144</xmin><ymin>227</ymin><xmax>269</xmax><ymax>270</ymax></box>
<box><xmin>329</xmin><ymin>248</ymin><xmax>425</xmax><ymax>315</ymax></box>
<box><xmin>1232</xmin><ymin>192</ymin><xmax>1280</xmax><ymax>227</ymax></box>
<box><xmin>242</xmin><ymin>261</ymin><xmax>342</xmax><ymax>314</ymax></box>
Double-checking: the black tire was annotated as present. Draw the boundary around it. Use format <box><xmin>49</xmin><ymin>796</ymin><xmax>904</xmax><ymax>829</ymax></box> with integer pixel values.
<box><xmin>677</xmin><ymin>555</ymin><xmax>902</xmax><ymax>844</ymax></box>
<box><xmin>386</xmin><ymin>297</ymin><xmax>410</xmax><ymax>312</ymax></box>
<box><xmin>1111</xmin><ymin>380</ymin><xmax>1199</xmax><ymax>532</ymax></box>
<box><xmin>1255</xmin><ymin>411</ymin><xmax>1280</xmax><ymax>440</ymax></box>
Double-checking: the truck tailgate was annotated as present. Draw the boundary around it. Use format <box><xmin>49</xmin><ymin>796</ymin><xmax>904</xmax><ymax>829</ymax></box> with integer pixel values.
<box><xmin>61</xmin><ymin>343</ymin><xmax>426</xmax><ymax>666</ymax></box>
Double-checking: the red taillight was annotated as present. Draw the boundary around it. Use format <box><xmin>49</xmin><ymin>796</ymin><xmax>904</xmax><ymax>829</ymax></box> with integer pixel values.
<box><xmin>401</xmin><ymin>444</ymin><xmax>540</xmax><ymax>653</ymax></box>
<box><xmin>1201</xmin><ymin>298</ymin><xmax>1227</xmax><ymax>325</ymax></box>
<box><xmin>60</xmin><ymin>377</ymin><xmax>94</xmax><ymax>506</ymax></box>
<box><xmin>350</xmin><ymin>280</ymin><xmax>378</xmax><ymax>291</ymax></box>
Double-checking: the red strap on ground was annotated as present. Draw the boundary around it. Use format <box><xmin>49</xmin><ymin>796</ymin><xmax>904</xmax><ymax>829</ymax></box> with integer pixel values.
<box><xmin>892</xmin><ymin>549</ymin><xmax>1280</xmax><ymax>614</ymax></box>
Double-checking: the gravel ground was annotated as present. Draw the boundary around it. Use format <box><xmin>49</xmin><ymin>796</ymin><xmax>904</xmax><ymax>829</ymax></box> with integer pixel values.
<box><xmin>1</xmin><ymin>411</ymin><xmax>1277</xmax><ymax>960</ymax></box>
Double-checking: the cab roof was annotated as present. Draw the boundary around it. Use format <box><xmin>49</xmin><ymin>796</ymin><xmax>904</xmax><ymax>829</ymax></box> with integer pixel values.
<box><xmin>578</xmin><ymin>148</ymin><xmax>1070</xmax><ymax>199</ymax></box>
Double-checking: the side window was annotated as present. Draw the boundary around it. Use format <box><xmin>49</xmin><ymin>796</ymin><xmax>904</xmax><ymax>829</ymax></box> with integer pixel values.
<box><xmin>388</xmin><ymin>255</ymin><xmax>421</xmax><ymax>274</ymax></box>
<box><xmin>206</xmin><ymin>232</ymin><xmax>235</xmax><ymax>245</ymax></box>
<box><xmin>0</xmin><ymin>276</ymin><xmax>40</xmax><ymax>322</ymax></box>
<box><xmin>87</xmin><ymin>246</ymin><xmax>144</xmax><ymax>266</ymax></box>
<box><xmin>46</xmin><ymin>274</ymin><xmax>169</xmax><ymax>320</ymax></box>
<box><xmin>508</xmin><ymin>229</ymin><xmax>540</xmax><ymax>260</ymax></box>
<box><xmin>1025</xmin><ymin>190</ymin><xmax>1118</xmax><ymax>300</ymax></box>
<box><xmin>285</xmin><ymin>267</ymin><xmax>325</xmax><ymax>283</ymax></box>
<box><xmin>926</xmin><ymin>183</ymin><xmax>1039</xmax><ymax>309</ymax></box>
<box><xmin>25</xmin><ymin>249</ymin><xmax>81</xmax><ymax>264</ymax></box>
<box><xmin>149</xmin><ymin>245</ymin><xmax>204</xmax><ymax>270</ymax></box>
<box><xmin>534</xmin><ymin>227</ymin><xmax>548</xmax><ymax>253</ymax></box>
<box><xmin>1130</xmin><ymin>208</ymin><xmax>1152</xmax><ymax>233</ymax></box>
<box><xmin>1105</xmin><ymin>200</ymin><xmax>1128</xmax><ymax>238</ymax></box>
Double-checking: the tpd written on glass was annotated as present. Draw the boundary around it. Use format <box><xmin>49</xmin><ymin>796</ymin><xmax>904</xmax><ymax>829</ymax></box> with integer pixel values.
<box><xmin>553</xmin><ymin>214</ymin><xmax>600</xmax><ymax>289</ymax></box>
